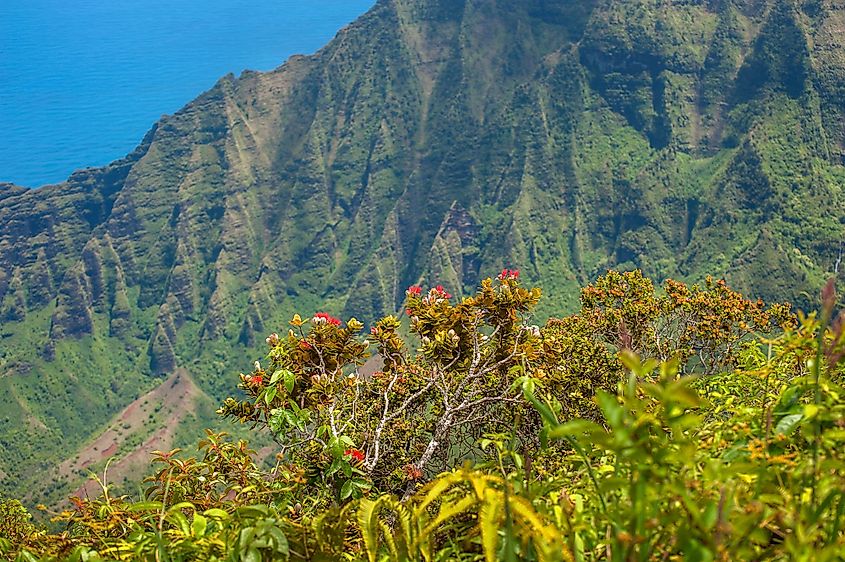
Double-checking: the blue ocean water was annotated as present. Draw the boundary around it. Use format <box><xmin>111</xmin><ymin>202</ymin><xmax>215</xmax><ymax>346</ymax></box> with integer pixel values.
<box><xmin>0</xmin><ymin>0</ymin><xmax>374</xmax><ymax>187</ymax></box>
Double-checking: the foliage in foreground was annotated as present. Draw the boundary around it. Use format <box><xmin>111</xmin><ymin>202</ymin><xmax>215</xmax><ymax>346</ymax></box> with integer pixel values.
<box><xmin>2</xmin><ymin>270</ymin><xmax>845</xmax><ymax>561</ymax></box>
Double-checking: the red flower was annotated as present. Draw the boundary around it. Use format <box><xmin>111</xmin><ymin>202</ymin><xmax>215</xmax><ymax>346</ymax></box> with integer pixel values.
<box><xmin>434</xmin><ymin>285</ymin><xmax>452</xmax><ymax>299</ymax></box>
<box><xmin>313</xmin><ymin>312</ymin><xmax>341</xmax><ymax>326</ymax></box>
<box><xmin>300</xmin><ymin>340</ymin><xmax>312</xmax><ymax>350</ymax></box>
<box><xmin>251</xmin><ymin>375</ymin><xmax>263</xmax><ymax>386</ymax></box>
<box><xmin>403</xmin><ymin>463</ymin><xmax>423</xmax><ymax>480</ymax></box>
<box><xmin>497</xmin><ymin>269</ymin><xmax>520</xmax><ymax>281</ymax></box>
<box><xmin>344</xmin><ymin>449</ymin><xmax>365</xmax><ymax>462</ymax></box>
<box><xmin>407</xmin><ymin>285</ymin><xmax>422</xmax><ymax>296</ymax></box>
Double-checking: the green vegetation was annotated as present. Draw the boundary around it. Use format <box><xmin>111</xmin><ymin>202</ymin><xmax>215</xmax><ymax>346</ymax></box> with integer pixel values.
<box><xmin>2</xmin><ymin>271</ymin><xmax>844</xmax><ymax>560</ymax></box>
<box><xmin>0</xmin><ymin>0</ymin><xmax>844</xmax><ymax>517</ymax></box>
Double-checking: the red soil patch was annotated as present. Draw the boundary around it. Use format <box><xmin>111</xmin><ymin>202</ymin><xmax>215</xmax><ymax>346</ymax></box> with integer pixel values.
<box><xmin>56</xmin><ymin>369</ymin><xmax>205</xmax><ymax>501</ymax></box>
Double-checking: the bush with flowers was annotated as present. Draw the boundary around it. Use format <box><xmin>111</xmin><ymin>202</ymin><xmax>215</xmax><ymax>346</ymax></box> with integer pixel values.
<box><xmin>4</xmin><ymin>270</ymin><xmax>845</xmax><ymax>562</ymax></box>
<box><xmin>218</xmin><ymin>270</ymin><xmax>544</xmax><ymax>502</ymax></box>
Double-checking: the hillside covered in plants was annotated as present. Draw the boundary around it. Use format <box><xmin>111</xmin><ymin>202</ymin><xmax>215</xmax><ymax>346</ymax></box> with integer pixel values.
<box><xmin>2</xmin><ymin>271</ymin><xmax>845</xmax><ymax>560</ymax></box>
<box><xmin>1</xmin><ymin>0</ymin><xmax>844</xmax><ymax>523</ymax></box>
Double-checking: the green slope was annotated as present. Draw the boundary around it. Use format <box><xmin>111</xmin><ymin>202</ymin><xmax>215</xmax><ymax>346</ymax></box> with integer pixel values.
<box><xmin>1</xmin><ymin>0</ymin><xmax>844</xmax><ymax>505</ymax></box>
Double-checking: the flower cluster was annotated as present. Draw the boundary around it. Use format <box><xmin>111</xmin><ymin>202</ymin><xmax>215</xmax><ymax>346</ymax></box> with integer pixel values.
<box><xmin>344</xmin><ymin>449</ymin><xmax>365</xmax><ymax>462</ymax></box>
<box><xmin>403</xmin><ymin>463</ymin><xmax>423</xmax><ymax>480</ymax></box>
<box><xmin>406</xmin><ymin>285</ymin><xmax>422</xmax><ymax>296</ymax></box>
<box><xmin>498</xmin><ymin>268</ymin><xmax>520</xmax><ymax>281</ymax></box>
<box><xmin>420</xmin><ymin>284</ymin><xmax>452</xmax><ymax>305</ymax></box>
<box><xmin>312</xmin><ymin>312</ymin><xmax>342</xmax><ymax>326</ymax></box>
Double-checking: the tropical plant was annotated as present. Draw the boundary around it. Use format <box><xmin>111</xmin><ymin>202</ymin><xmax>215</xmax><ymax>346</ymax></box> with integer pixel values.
<box><xmin>6</xmin><ymin>271</ymin><xmax>842</xmax><ymax>562</ymax></box>
<box><xmin>218</xmin><ymin>271</ymin><xmax>544</xmax><ymax>501</ymax></box>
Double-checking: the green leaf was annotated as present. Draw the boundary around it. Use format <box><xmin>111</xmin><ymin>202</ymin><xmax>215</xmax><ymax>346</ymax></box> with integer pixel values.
<box><xmin>243</xmin><ymin>547</ymin><xmax>261</xmax><ymax>562</ymax></box>
<box><xmin>357</xmin><ymin>498</ymin><xmax>383</xmax><ymax>562</ymax></box>
<box><xmin>619</xmin><ymin>350</ymin><xmax>658</xmax><ymax>377</ymax></box>
<box><xmin>269</xmin><ymin>409</ymin><xmax>284</xmax><ymax>434</ymax></box>
<box><xmin>166</xmin><ymin>510</ymin><xmax>191</xmax><ymax>535</ymax></box>
<box><xmin>126</xmin><ymin>501</ymin><xmax>164</xmax><ymax>512</ymax></box>
<box><xmin>422</xmin><ymin>495</ymin><xmax>476</xmax><ymax>536</ymax></box>
<box><xmin>521</xmin><ymin>377</ymin><xmax>535</xmax><ymax>396</ymax></box>
<box><xmin>168</xmin><ymin>501</ymin><xmax>196</xmax><ymax>512</ymax></box>
<box><xmin>548</xmin><ymin>420</ymin><xmax>604</xmax><ymax>441</ymax></box>
<box><xmin>203</xmin><ymin>508</ymin><xmax>229</xmax><ymax>520</ymax></box>
<box><xmin>595</xmin><ymin>391</ymin><xmax>624</xmax><ymax>428</ymax></box>
<box><xmin>236</xmin><ymin>505</ymin><xmax>270</xmax><ymax>518</ymax></box>
<box><xmin>701</xmin><ymin>501</ymin><xmax>718</xmax><ymax>530</ymax></box>
<box><xmin>352</xmin><ymin>478</ymin><xmax>371</xmax><ymax>489</ymax></box>
<box><xmin>269</xmin><ymin>526</ymin><xmax>289</xmax><ymax>556</ymax></box>
<box><xmin>666</xmin><ymin>382</ymin><xmax>704</xmax><ymax>409</ymax></box>
<box><xmin>479</xmin><ymin>493</ymin><xmax>502</xmax><ymax>562</ymax></box>
<box><xmin>191</xmin><ymin>513</ymin><xmax>207</xmax><ymax>537</ymax></box>
<box><xmin>775</xmin><ymin>413</ymin><xmax>804</xmax><ymax>435</ymax></box>
<box><xmin>284</xmin><ymin>370</ymin><xmax>296</xmax><ymax>393</ymax></box>
<box><xmin>775</xmin><ymin>383</ymin><xmax>806</xmax><ymax>413</ymax></box>
<box><xmin>326</xmin><ymin>458</ymin><xmax>341</xmax><ymax>477</ymax></box>
<box><xmin>804</xmin><ymin>404</ymin><xmax>820</xmax><ymax>420</ymax></box>
<box><xmin>15</xmin><ymin>550</ymin><xmax>41</xmax><ymax>562</ymax></box>
<box><xmin>523</xmin><ymin>384</ymin><xmax>558</xmax><ymax>426</ymax></box>
<box><xmin>270</xmin><ymin>369</ymin><xmax>285</xmax><ymax>385</ymax></box>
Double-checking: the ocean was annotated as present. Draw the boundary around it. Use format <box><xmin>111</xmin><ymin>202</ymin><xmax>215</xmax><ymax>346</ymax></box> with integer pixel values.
<box><xmin>0</xmin><ymin>0</ymin><xmax>374</xmax><ymax>187</ymax></box>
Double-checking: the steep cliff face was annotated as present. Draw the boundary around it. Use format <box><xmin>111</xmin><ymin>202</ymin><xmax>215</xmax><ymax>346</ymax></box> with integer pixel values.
<box><xmin>1</xmin><ymin>0</ymin><xmax>844</xmax><ymax>504</ymax></box>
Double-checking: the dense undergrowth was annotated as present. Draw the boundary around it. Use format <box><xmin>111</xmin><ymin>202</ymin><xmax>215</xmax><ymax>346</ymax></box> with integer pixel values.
<box><xmin>2</xmin><ymin>270</ymin><xmax>844</xmax><ymax>561</ymax></box>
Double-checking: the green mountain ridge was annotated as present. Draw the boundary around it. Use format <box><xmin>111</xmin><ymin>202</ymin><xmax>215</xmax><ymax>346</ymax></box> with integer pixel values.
<box><xmin>1</xmin><ymin>0</ymin><xmax>844</xmax><ymax>505</ymax></box>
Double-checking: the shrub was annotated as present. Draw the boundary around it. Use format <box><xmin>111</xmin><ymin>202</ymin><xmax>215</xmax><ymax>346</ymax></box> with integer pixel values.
<box><xmin>5</xmin><ymin>270</ymin><xmax>839</xmax><ymax>562</ymax></box>
<box><xmin>218</xmin><ymin>272</ymin><xmax>544</xmax><ymax>502</ymax></box>
<box><xmin>0</xmin><ymin>497</ymin><xmax>37</xmax><ymax>551</ymax></box>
